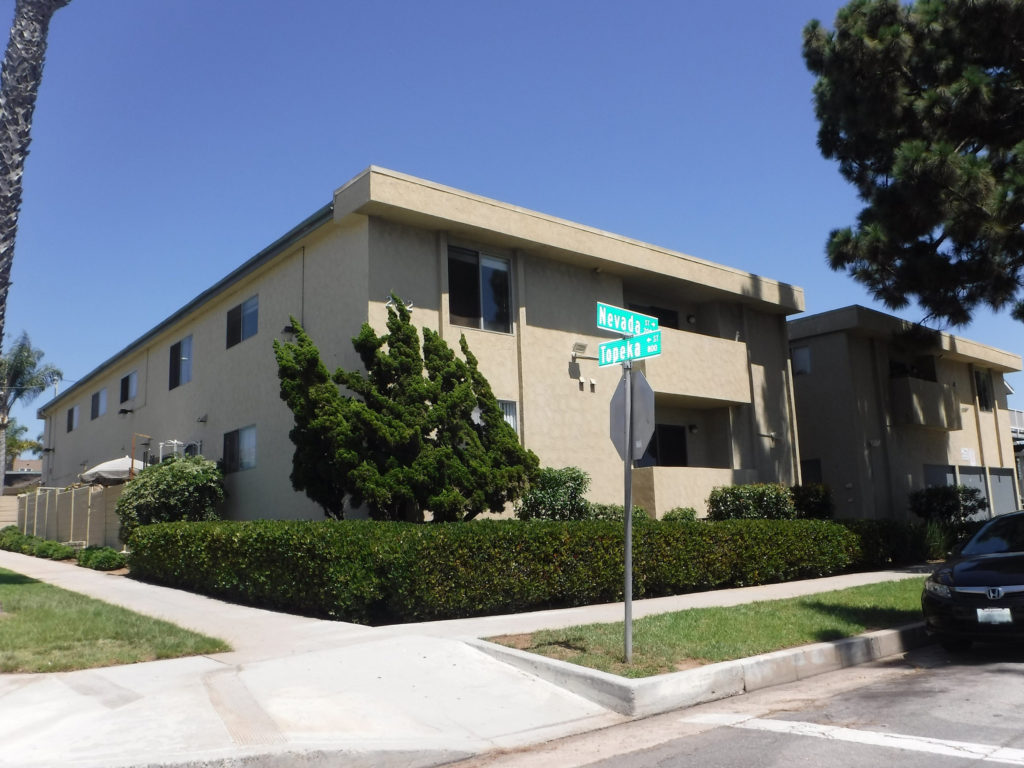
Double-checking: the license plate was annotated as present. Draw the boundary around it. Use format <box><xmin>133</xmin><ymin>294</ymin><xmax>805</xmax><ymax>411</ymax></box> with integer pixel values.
<box><xmin>977</xmin><ymin>607</ymin><xmax>1013</xmax><ymax>624</ymax></box>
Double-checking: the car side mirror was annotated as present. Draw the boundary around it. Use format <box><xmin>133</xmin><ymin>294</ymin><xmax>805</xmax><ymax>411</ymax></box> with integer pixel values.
<box><xmin>948</xmin><ymin>541</ymin><xmax>965</xmax><ymax>558</ymax></box>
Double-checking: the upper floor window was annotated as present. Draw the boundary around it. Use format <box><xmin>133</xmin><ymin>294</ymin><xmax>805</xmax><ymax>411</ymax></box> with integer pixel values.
<box><xmin>448</xmin><ymin>246</ymin><xmax>511</xmax><ymax>333</ymax></box>
<box><xmin>628</xmin><ymin>303</ymin><xmax>680</xmax><ymax>331</ymax></box>
<box><xmin>975</xmin><ymin>369</ymin><xmax>994</xmax><ymax>412</ymax></box>
<box><xmin>120</xmin><ymin>370</ymin><xmax>137</xmax><ymax>403</ymax></box>
<box><xmin>169</xmin><ymin>335</ymin><xmax>193</xmax><ymax>390</ymax></box>
<box><xmin>791</xmin><ymin>346</ymin><xmax>811</xmax><ymax>375</ymax></box>
<box><xmin>66</xmin><ymin>405</ymin><xmax>79</xmax><ymax>433</ymax></box>
<box><xmin>223</xmin><ymin>425</ymin><xmax>256</xmax><ymax>473</ymax></box>
<box><xmin>226</xmin><ymin>295</ymin><xmax>258</xmax><ymax>348</ymax></box>
<box><xmin>90</xmin><ymin>389</ymin><xmax>106</xmax><ymax>420</ymax></box>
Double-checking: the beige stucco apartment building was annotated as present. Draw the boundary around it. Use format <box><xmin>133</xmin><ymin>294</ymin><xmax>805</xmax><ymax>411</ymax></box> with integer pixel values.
<box><xmin>37</xmin><ymin>167</ymin><xmax>805</xmax><ymax>521</ymax></box>
<box><xmin>789</xmin><ymin>306</ymin><xmax>1023</xmax><ymax>521</ymax></box>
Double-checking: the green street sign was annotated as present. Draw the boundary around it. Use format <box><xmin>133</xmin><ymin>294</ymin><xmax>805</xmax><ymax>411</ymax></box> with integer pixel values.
<box><xmin>596</xmin><ymin>302</ymin><xmax>659</xmax><ymax>336</ymax></box>
<box><xmin>598</xmin><ymin>330</ymin><xmax>662</xmax><ymax>367</ymax></box>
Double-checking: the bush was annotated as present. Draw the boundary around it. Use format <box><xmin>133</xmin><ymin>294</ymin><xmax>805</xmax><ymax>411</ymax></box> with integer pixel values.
<box><xmin>791</xmin><ymin>484</ymin><xmax>834</xmax><ymax>519</ymax></box>
<box><xmin>0</xmin><ymin>527</ymin><xmax>76</xmax><ymax>560</ymax></box>
<box><xmin>907</xmin><ymin>485</ymin><xmax>988</xmax><ymax>540</ymax></box>
<box><xmin>662</xmin><ymin>507</ymin><xmax>698</xmax><ymax>522</ymax></box>
<box><xmin>0</xmin><ymin>525</ymin><xmax>25</xmax><ymax>550</ymax></box>
<box><xmin>76</xmin><ymin>546</ymin><xmax>127</xmax><ymax>571</ymax></box>
<box><xmin>834</xmin><ymin>518</ymin><xmax>928</xmax><ymax>567</ymax></box>
<box><xmin>587</xmin><ymin>503</ymin><xmax>650</xmax><ymax>523</ymax></box>
<box><xmin>117</xmin><ymin>455</ymin><xmax>225</xmax><ymax>543</ymax></box>
<box><xmin>127</xmin><ymin>516</ymin><xmax>917</xmax><ymax>624</ymax></box>
<box><xmin>514</xmin><ymin>466</ymin><xmax>592</xmax><ymax>521</ymax></box>
<box><xmin>32</xmin><ymin>539</ymin><xmax>76</xmax><ymax>560</ymax></box>
<box><xmin>706</xmin><ymin>483</ymin><xmax>797</xmax><ymax>520</ymax></box>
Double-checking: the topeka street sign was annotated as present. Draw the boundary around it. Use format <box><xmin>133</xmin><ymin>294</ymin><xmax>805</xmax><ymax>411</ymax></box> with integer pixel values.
<box><xmin>598</xmin><ymin>330</ymin><xmax>662</xmax><ymax>367</ymax></box>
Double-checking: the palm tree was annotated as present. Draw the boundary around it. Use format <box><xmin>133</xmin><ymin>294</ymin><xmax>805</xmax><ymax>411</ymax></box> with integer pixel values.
<box><xmin>4</xmin><ymin>416</ymin><xmax>40</xmax><ymax>469</ymax></box>
<box><xmin>0</xmin><ymin>0</ymin><xmax>71</xmax><ymax>351</ymax></box>
<box><xmin>0</xmin><ymin>331</ymin><xmax>59</xmax><ymax>490</ymax></box>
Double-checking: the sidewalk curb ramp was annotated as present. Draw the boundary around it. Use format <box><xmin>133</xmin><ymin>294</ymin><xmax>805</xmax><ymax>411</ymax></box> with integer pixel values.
<box><xmin>466</xmin><ymin>622</ymin><xmax>930</xmax><ymax>718</ymax></box>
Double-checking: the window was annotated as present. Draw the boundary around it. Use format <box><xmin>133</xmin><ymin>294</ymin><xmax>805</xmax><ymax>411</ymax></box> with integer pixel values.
<box><xmin>223</xmin><ymin>425</ymin><xmax>256</xmax><ymax>473</ymax></box>
<box><xmin>628</xmin><ymin>304</ymin><xmax>680</xmax><ymax>331</ymax></box>
<box><xmin>448</xmin><ymin>246</ymin><xmax>511</xmax><ymax>333</ymax></box>
<box><xmin>90</xmin><ymin>389</ymin><xmax>106</xmax><ymax>420</ymax></box>
<box><xmin>169</xmin><ymin>335</ymin><xmax>193</xmax><ymax>390</ymax></box>
<box><xmin>791</xmin><ymin>346</ymin><xmax>811</xmax><ymax>375</ymax></box>
<box><xmin>801</xmin><ymin>458</ymin><xmax>822</xmax><ymax>485</ymax></box>
<box><xmin>120</xmin><ymin>371</ymin><xmax>137</xmax><ymax>403</ymax></box>
<box><xmin>638</xmin><ymin>424</ymin><xmax>688</xmax><ymax>467</ymax></box>
<box><xmin>226</xmin><ymin>295</ymin><xmax>258</xmax><ymax>348</ymax></box>
<box><xmin>498</xmin><ymin>400</ymin><xmax>518</xmax><ymax>433</ymax></box>
<box><xmin>974</xmin><ymin>369</ymin><xmax>994</xmax><ymax>411</ymax></box>
<box><xmin>66</xmin><ymin>405</ymin><xmax>79</xmax><ymax>433</ymax></box>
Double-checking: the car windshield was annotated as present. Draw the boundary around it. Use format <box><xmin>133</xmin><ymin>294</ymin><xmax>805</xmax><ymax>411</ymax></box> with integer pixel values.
<box><xmin>961</xmin><ymin>515</ymin><xmax>1024</xmax><ymax>556</ymax></box>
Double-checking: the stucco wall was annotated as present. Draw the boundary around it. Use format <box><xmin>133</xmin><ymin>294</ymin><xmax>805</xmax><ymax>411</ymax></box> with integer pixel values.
<box><xmin>38</xmin><ymin>171</ymin><xmax>805</xmax><ymax>521</ymax></box>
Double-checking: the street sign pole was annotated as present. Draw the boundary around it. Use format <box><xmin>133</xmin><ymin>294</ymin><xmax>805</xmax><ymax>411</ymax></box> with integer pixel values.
<box><xmin>597</xmin><ymin>302</ymin><xmax>660</xmax><ymax>665</ymax></box>
<box><xmin>623</xmin><ymin>361</ymin><xmax>633</xmax><ymax>663</ymax></box>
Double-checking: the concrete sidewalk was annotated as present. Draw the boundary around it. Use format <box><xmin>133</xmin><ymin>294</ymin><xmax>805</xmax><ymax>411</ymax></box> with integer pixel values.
<box><xmin>0</xmin><ymin>551</ymin><xmax>930</xmax><ymax>768</ymax></box>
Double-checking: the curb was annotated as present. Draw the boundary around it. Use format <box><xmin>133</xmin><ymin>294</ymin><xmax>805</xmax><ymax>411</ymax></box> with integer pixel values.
<box><xmin>467</xmin><ymin>622</ymin><xmax>929</xmax><ymax>718</ymax></box>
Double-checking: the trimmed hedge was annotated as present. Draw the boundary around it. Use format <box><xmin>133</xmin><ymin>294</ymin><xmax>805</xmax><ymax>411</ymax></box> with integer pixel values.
<box><xmin>0</xmin><ymin>526</ymin><xmax>75</xmax><ymax>560</ymax></box>
<box><xmin>76</xmin><ymin>546</ymin><xmax>128</xmax><ymax>571</ymax></box>
<box><xmin>128</xmin><ymin>516</ymin><xmax>920</xmax><ymax>624</ymax></box>
<box><xmin>706</xmin><ymin>483</ymin><xmax>797</xmax><ymax>520</ymax></box>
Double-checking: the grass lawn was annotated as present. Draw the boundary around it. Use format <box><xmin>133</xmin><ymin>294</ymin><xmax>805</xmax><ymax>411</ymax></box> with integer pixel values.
<box><xmin>0</xmin><ymin>568</ymin><xmax>229</xmax><ymax>673</ymax></box>
<box><xmin>491</xmin><ymin>577</ymin><xmax>926</xmax><ymax>678</ymax></box>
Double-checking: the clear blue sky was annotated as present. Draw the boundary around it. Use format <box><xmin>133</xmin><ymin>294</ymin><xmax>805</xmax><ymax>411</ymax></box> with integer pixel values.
<box><xmin>3</xmin><ymin>0</ymin><xmax>1022</xmax><ymax>438</ymax></box>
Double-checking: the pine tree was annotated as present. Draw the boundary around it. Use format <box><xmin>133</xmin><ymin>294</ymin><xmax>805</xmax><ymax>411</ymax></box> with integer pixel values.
<box><xmin>803</xmin><ymin>0</ymin><xmax>1024</xmax><ymax>325</ymax></box>
<box><xmin>274</xmin><ymin>297</ymin><xmax>538</xmax><ymax>521</ymax></box>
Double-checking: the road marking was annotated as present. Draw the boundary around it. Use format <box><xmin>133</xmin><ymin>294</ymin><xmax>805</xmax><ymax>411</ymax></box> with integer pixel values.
<box><xmin>683</xmin><ymin>713</ymin><xmax>1024</xmax><ymax>765</ymax></box>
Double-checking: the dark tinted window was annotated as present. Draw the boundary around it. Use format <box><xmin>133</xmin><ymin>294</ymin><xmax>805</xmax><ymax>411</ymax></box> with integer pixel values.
<box><xmin>962</xmin><ymin>515</ymin><xmax>1024</xmax><ymax>555</ymax></box>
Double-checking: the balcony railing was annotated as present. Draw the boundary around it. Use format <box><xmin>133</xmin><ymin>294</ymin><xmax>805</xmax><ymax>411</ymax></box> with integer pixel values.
<box><xmin>889</xmin><ymin>376</ymin><xmax>961</xmax><ymax>431</ymax></box>
<box><xmin>635</xmin><ymin>328</ymin><xmax>750</xmax><ymax>404</ymax></box>
<box><xmin>1011</xmin><ymin>409</ymin><xmax>1024</xmax><ymax>435</ymax></box>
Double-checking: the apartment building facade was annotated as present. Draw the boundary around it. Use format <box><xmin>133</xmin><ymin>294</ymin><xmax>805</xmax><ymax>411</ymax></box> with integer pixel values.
<box><xmin>789</xmin><ymin>306</ymin><xmax>1022</xmax><ymax>520</ymax></box>
<box><xmin>38</xmin><ymin>168</ymin><xmax>805</xmax><ymax>520</ymax></box>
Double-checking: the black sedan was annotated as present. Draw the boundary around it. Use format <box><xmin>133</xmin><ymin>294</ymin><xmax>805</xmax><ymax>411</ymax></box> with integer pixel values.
<box><xmin>922</xmin><ymin>509</ymin><xmax>1024</xmax><ymax>651</ymax></box>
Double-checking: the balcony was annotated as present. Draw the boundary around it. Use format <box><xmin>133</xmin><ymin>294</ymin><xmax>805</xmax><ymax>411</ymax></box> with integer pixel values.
<box><xmin>1011</xmin><ymin>409</ymin><xmax>1024</xmax><ymax>448</ymax></box>
<box><xmin>635</xmin><ymin>328</ymin><xmax>750</xmax><ymax>405</ymax></box>
<box><xmin>631</xmin><ymin>466</ymin><xmax>759</xmax><ymax>517</ymax></box>
<box><xmin>889</xmin><ymin>377</ymin><xmax>961</xmax><ymax>431</ymax></box>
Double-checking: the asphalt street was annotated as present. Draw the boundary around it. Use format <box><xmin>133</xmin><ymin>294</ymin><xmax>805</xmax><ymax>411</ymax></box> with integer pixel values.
<box><xmin>453</xmin><ymin>643</ymin><xmax>1024</xmax><ymax>768</ymax></box>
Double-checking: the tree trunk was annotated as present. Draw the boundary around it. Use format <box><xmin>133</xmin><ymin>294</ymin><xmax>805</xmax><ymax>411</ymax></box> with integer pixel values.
<box><xmin>0</xmin><ymin>0</ymin><xmax>70</xmax><ymax>352</ymax></box>
<box><xmin>0</xmin><ymin>418</ymin><xmax>8</xmax><ymax>500</ymax></box>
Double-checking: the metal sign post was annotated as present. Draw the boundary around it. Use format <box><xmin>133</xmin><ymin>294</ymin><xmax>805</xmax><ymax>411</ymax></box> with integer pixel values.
<box><xmin>622</xmin><ymin>361</ymin><xmax>633</xmax><ymax>662</ymax></box>
<box><xmin>597</xmin><ymin>302</ymin><xmax>661</xmax><ymax>664</ymax></box>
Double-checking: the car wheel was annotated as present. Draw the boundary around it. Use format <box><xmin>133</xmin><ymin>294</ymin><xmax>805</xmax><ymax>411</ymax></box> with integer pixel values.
<box><xmin>939</xmin><ymin>637</ymin><xmax>973</xmax><ymax>653</ymax></box>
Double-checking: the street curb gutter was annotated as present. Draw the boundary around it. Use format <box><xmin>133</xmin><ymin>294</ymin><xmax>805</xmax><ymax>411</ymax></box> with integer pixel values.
<box><xmin>466</xmin><ymin>622</ymin><xmax>929</xmax><ymax>718</ymax></box>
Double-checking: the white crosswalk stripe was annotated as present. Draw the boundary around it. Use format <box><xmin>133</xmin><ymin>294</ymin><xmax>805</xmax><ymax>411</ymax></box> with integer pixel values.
<box><xmin>682</xmin><ymin>713</ymin><xmax>1024</xmax><ymax>765</ymax></box>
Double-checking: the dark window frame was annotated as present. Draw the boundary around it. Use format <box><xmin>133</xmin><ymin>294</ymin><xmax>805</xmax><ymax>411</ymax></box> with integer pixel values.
<box><xmin>226</xmin><ymin>295</ymin><xmax>258</xmax><ymax>349</ymax></box>
<box><xmin>169</xmin><ymin>335</ymin><xmax>193</xmax><ymax>390</ymax></box>
<box><xmin>975</xmin><ymin>369</ymin><xmax>994</xmax><ymax>412</ymax></box>
<box><xmin>447</xmin><ymin>246</ymin><xmax>512</xmax><ymax>333</ymax></box>
<box><xmin>120</xmin><ymin>370</ymin><xmax>137</xmax><ymax>404</ymax></box>
<box><xmin>223</xmin><ymin>425</ymin><xmax>256</xmax><ymax>473</ymax></box>
<box><xmin>90</xmin><ymin>389</ymin><xmax>106</xmax><ymax>420</ymax></box>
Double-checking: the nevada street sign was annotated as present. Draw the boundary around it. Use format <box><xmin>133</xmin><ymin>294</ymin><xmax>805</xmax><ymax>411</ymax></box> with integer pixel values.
<box><xmin>598</xmin><ymin>330</ymin><xmax>662</xmax><ymax>367</ymax></box>
<box><xmin>596</xmin><ymin>302</ymin><xmax>659</xmax><ymax>336</ymax></box>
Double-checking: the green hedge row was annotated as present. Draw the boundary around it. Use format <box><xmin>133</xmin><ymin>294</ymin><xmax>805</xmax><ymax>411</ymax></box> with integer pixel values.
<box><xmin>0</xmin><ymin>525</ymin><xmax>76</xmax><ymax>560</ymax></box>
<box><xmin>128</xmin><ymin>517</ymin><xmax>926</xmax><ymax>624</ymax></box>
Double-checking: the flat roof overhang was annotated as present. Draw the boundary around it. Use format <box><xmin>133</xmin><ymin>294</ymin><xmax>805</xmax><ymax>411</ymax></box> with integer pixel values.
<box><xmin>335</xmin><ymin>167</ymin><xmax>805</xmax><ymax>315</ymax></box>
<box><xmin>789</xmin><ymin>305</ymin><xmax>1022</xmax><ymax>373</ymax></box>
